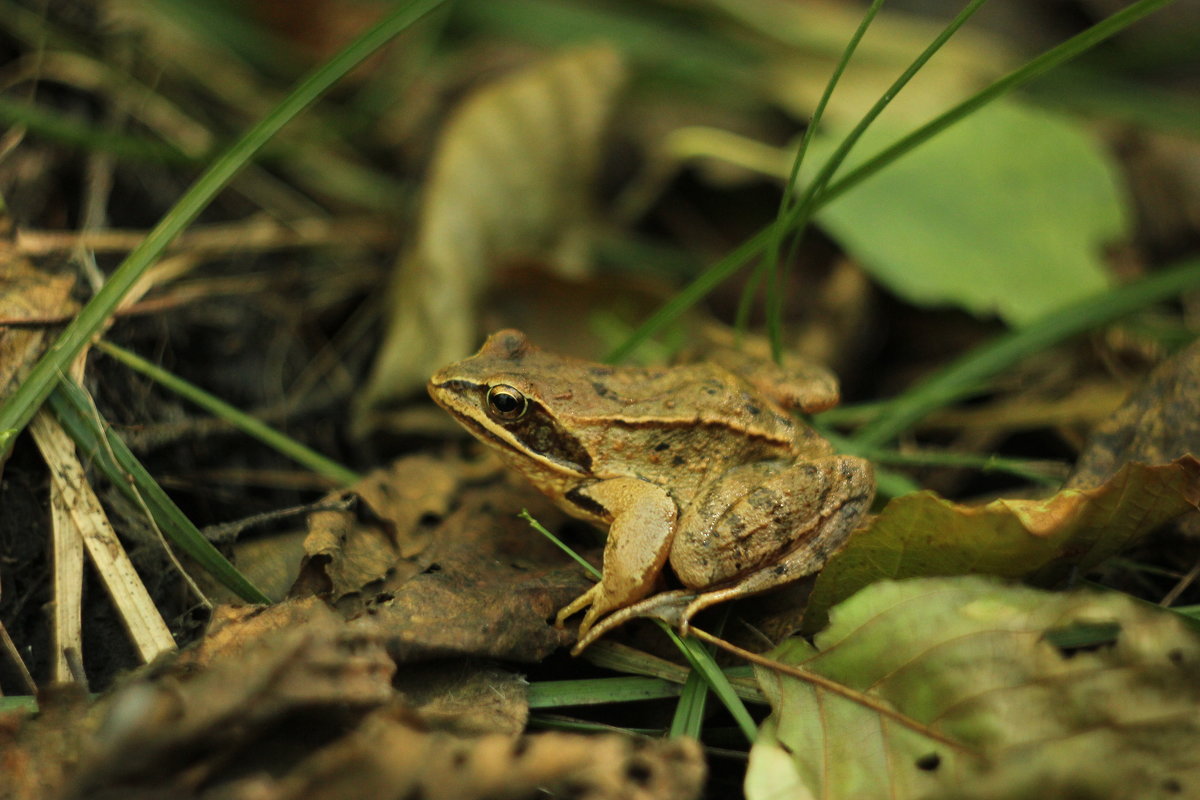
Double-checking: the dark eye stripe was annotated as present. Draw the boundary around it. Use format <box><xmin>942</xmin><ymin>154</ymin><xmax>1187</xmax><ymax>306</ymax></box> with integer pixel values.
<box><xmin>502</xmin><ymin>401</ymin><xmax>592</xmax><ymax>472</ymax></box>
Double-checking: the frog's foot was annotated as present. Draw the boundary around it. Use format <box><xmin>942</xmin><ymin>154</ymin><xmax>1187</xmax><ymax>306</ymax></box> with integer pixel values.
<box><xmin>558</xmin><ymin>584</ymin><xmax>658</xmax><ymax>644</ymax></box>
<box><xmin>569</xmin><ymin>590</ymin><xmax>695</xmax><ymax>655</ymax></box>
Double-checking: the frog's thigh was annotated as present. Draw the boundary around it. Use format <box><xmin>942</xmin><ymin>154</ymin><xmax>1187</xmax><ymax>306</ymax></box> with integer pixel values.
<box><xmin>671</xmin><ymin>456</ymin><xmax>872</xmax><ymax>591</ymax></box>
<box><xmin>556</xmin><ymin>477</ymin><xmax>677</xmax><ymax>633</ymax></box>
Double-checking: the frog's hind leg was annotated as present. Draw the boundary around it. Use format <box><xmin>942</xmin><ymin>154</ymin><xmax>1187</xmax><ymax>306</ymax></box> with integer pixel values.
<box><xmin>676</xmin><ymin>455</ymin><xmax>873</xmax><ymax>635</ymax></box>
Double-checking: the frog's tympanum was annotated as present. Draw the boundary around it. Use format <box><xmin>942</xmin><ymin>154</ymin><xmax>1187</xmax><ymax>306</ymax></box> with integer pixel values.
<box><xmin>429</xmin><ymin>330</ymin><xmax>874</xmax><ymax>653</ymax></box>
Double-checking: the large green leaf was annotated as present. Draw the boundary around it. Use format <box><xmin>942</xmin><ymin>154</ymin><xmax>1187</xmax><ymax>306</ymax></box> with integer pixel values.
<box><xmin>802</xmin><ymin>101</ymin><xmax>1128</xmax><ymax>326</ymax></box>
<box><xmin>747</xmin><ymin>577</ymin><xmax>1200</xmax><ymax>800</ymax></box>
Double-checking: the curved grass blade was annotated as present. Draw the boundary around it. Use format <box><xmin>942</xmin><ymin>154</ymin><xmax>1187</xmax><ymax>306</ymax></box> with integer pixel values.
<box><xmin>852</xmin><ymin>256</ymin><xmax>1200</xmax><ymax>448</ymax></box>
<box><xmin>0</xmin><ymin>0</ymin><xmax>448</xmax><ymax>461</ymax></box>
<box><xmin>818</xmin><ymin>0</ymin><xmax>1177</xmax><ymax>208</ymax></box>
<box><xmin>48</xmin><ymin>378</ymin><xmax>270</xmax><ymax>604</ymax></box>
<box><xmin>607</xmin><ymin>0</ymin><xmax>1175</xmax><ymax>363</ymax></box>
<box><xmin>0</xmin><ymin>94</ymin><xmax>197</xmax><ymax>164</ymax></box>
<box><xmin>761</xmin><ymin>0</ymin><xmax>886</xmax><ymax>361</ymax></box>
<box><xmin>97</xmin><ymin>340</ymin><xmax>360</xmax><ymax>486</ymax></box>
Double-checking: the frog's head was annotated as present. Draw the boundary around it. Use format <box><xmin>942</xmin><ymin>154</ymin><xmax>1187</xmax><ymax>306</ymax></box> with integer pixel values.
<box><xmin>428</xmin><ymin>329</ymin><xmax>593</xmax><ymax>478</ymax></box>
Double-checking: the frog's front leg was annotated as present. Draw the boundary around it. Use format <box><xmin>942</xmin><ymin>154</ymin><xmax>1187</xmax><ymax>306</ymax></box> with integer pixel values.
<box><xmin>556</xmin><ymin>477</ymin><xmax>678</xmax><ymax>640</ymax></box>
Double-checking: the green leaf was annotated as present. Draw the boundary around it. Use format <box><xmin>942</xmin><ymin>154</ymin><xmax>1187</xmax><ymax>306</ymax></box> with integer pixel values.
<box><xmin>805</xmin><ymin>101</ymin><xmax>1128</xmax><ymax>326</ymax></box>
<box><xmin>747</xmin><ymin>577</ymin><xmax>1200</xmax><ymax>800</ymax></box>
<box><xmin>804</xmin><ymin>456</ymin><xmax>1200</xmax><ymax>632</ymax></box>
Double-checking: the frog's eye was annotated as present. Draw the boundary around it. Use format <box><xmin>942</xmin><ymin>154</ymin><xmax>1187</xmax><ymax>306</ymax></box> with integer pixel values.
<box><xmin>486</xmin><ymin>384</ymin><xmax>527</xmax><ymax>420</ymax></box>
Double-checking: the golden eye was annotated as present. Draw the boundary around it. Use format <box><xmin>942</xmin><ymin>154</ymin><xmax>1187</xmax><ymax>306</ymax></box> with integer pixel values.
<box><xmin>486</xmin><ymin>384</ymin><xmax>527</xmax><ymax>420</ymax></box>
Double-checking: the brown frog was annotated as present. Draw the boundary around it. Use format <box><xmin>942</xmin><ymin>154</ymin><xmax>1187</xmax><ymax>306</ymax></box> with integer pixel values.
<box><xmin>428</xmin><ymin>330</ymin><xmax>874</xmax><ymax>653</ymax></box>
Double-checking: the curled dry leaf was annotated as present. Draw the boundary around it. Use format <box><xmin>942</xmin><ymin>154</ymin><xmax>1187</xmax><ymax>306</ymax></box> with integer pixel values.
<box><xmin>747</xmin><ymin>576</ymin><xmax>1200</xmax><ymax>800</ymax></box>
<box><xmin>293</xmin><ymin>454</ymin><xmax>591</xmax><ymax>663</ymax></box>
<box><xmin>804</xmin><ymin>456</ymin><xmax>1200</xmax><ymax>631</ymax></box>
<box><xmin>295</xmin><ymin>456</ymin><xmax>464</xmax><ymax>599</ymax></box>
<box><xmin>359</xmin><ymin>44</ymin><xmax>627</xmax><ymax>413</ymax></box>
<box><xmin>1068</xmin><ymin>339</ymin><xmax>1200</xmax><ymax>538</ymax></box>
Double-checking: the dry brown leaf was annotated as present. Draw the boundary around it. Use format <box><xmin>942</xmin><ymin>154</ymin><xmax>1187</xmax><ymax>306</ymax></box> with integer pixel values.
<box><xmin>359</xmin><ymin>44</ymin><xmax>626</xmax><ymax>413</ymax></box>
<box><xmin>0</xmin><ymin>600</ymin><xmax>395</xmax><ymax>799</ymax></box>
<box><xmin>294</xmin><ymin>456</ymin><xmax>470</xmax><ymax>599</ymax></box>
<box><xmin>1</xmin><ymin>598</ymin><xmax>702</xmax><ymax>800</ymax></box>
<box><xmin>0</xmin><ymin>220</ymin><xmax>77</xmax><ymax>473</ymax></box>
<box><xmin>356</xmin><ymin>476</ymin><xmax>588</xmax><ymax>663</ymax></box>
<box><xmin>0</xmin><ymin>228</ymin><xmax>77</xmax><ymax>400</ymax></box>
<box><xmin>293</xmin><ymin>454</ymin><xmax>590</xmax><ymax>662</ymax></box>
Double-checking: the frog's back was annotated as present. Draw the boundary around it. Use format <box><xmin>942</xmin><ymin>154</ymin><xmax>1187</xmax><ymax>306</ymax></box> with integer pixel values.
<box><xmin>573</xmin><ymin>362</ymin><xmax>814</xmax><ymax>499</ymax></box>
<box><xmin>584</xmin><ymin>362</ymin><xmax>798</xmax><ymax>437</ymax></box>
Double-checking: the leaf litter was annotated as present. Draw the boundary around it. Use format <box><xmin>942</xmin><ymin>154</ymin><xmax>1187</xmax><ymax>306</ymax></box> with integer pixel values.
<box><xmin>291</xmin><ymin>453</ymin><xmax>591</xmax><ymax>664</ymax></box>
<box><xmin>1</xmin><ymin>595</ymin><xmax>705</xmax><ymax>800</ymax></box>
<box><xmin>1</xmin><ymin>4</ymin><xmax>1198</xmax><ymax>799</ymax></box>
<box><xmin>747</xmin><ymin>576</ymin><xmax>1200</xmax><ymax>800</ymax></box>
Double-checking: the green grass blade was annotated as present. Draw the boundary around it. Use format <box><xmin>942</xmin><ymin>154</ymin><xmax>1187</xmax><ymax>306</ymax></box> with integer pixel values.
<box><xmin>606</xmin><ymin>0</ymin><xmax>1173</xmax><ymax>363</ymax></box>
<box><xmin>0</xmin><ymin>0</ymin><xmax>448</xmax><ymax>461</ymax></box>
<box><xmin>520</xmin><ymin>510</ymin><xmax>602</xmax><ymax>579</ymax></box>
<box><xmin>96</xmin><ymin>340</ymin><xmax>360</xmax><ymax>486</ymax></box>
<box><xmin>761</xmin><ymin>0</ymin><xmax>886</xmax><ymax>361</ymax></box>
<box><xmin>852</xmin><ymin>257</ymin><xmax>1200</xmax><ymax>448</ymax></box>
<box><xmin>47</xmin><ymin>378</ymin><xmax>271</xmax><ymax>604</ymax></box>
<box><xmin>606</xmin><ymin>226</ymin><xmax>773</xmax><ymax>362</ymax></box>
<box><xmin>528</xmin><ymin>677</ymin><xmax>682</xmax><ymax>708</ymax></box>
<box><xmin>669</xmin><ymin>607</ymin><xmax>732</xmax><ymax>739</ymax></box>
<box><xmin>786</xmin><ymin>0</ymin><xmax>989</xmax><ymax>230</ymax></box>
<box><xmin>0</xmin><ymin>94</ymin><xmax>197</xmax><ymax>164</ymax></box>
<box><xmin>664</xmin><ymin>626</ymin><xmax>758</xmax><ymax>743</ymax></box>
<box><xmin>0</xmin><ymin>697</ymin><xmax>38</xmax><ymax>714</ymax></box>
<box><xmin>818</xmin><ymin>0</ymin><xmax>1177</xmax><ymax>208</ymax></box>
<box><xmin>583</xmin><ymin>642</ymin><xmax>766</xmax><ymax>704</ymax></box>
<box><xmin>669</xmin><ymin>665</ymin><xmax>710</xmax><ymax>739</ymax></box>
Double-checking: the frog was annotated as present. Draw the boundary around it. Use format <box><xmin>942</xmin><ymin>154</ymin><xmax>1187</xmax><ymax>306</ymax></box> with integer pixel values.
<box><xmin>428</xmin><ymin>329</ymin><xmax>874</xmax><ymax>653</ymax></box>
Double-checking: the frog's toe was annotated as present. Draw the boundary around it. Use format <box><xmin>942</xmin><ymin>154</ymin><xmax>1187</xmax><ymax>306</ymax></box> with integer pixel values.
<box><xmin>569</xmin><ymin>591</ymin><xmax>695</xmax><ymax>655</ymax></box>
<box><xmin>556</xmin><ymin>585</ymin><xmax>601</xmax><ymax>628</ymax></box>
<box><xmin>678</xmin><ymin>595</ymin><xmax>716</xmax><ymax>635</ymax></box>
